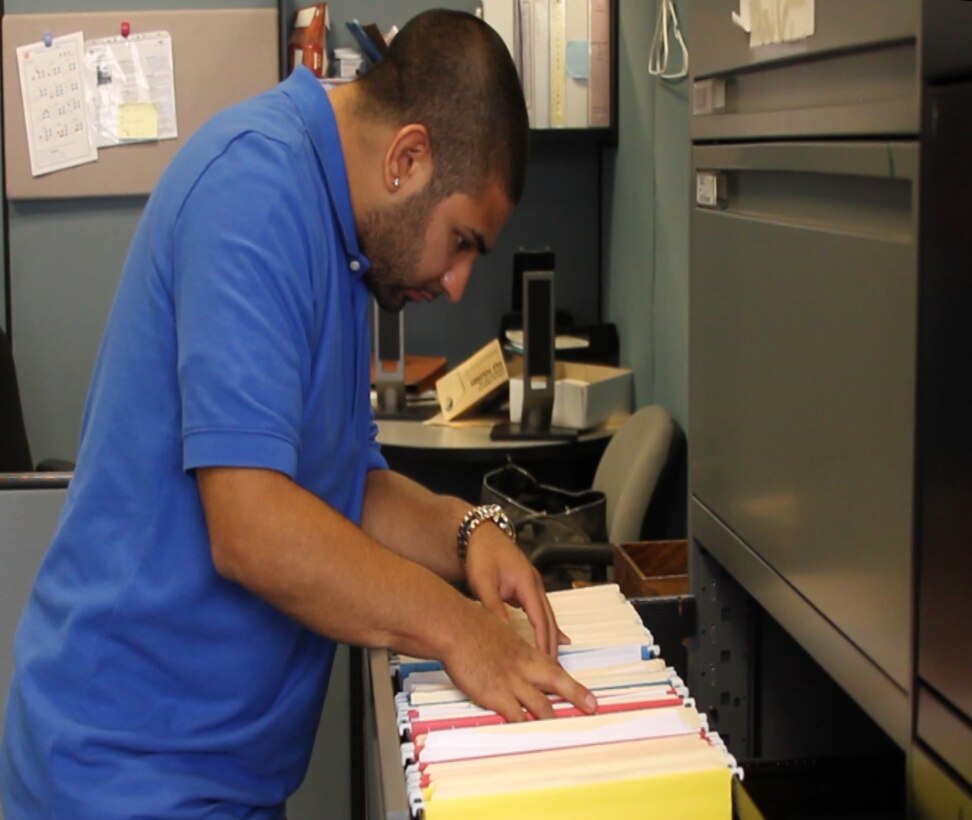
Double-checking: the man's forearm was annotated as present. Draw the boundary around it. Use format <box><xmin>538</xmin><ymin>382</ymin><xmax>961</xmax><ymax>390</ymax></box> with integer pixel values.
<box><xmin>198</xmin><ymin>467</ymin><xmax>475</xmax><ymax>660</ymax></box>
<box><xmin>196</xmin><ymin>466</ymin><xmax>596</xmax><ymax>722</ymax></box>
<box><xmin>360</xmin><ymin>468</ymin><xmax>473</xmax><ymax>583</ymax></box>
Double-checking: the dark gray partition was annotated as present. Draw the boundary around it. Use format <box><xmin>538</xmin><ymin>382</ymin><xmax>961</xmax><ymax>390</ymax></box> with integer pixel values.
<box><xmin>912</xmin><ymin>70</ymin><xmax>972</xmax><ymax>805</ymax></box>
<box><xmin>0</xmin><ymin>483</ymin><xmax>68</xmax><ymax>742</ymax></box>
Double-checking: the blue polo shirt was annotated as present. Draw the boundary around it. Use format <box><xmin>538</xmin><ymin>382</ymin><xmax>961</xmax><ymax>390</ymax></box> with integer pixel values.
<box><xmin>1</xmin><ymin>68</ymin><xmax>386</xmax><ymax>817</ymax></box>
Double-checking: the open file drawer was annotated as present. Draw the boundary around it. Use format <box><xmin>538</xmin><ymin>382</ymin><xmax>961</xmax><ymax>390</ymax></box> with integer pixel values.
<box><xmin>361</xmin><ymin>647</ymin><xmax>903</xmax><ymax>819</ymax></box>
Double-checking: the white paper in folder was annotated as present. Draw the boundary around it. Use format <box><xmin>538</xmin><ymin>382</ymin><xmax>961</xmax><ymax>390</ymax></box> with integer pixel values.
<box><xmin>417</xmin><ymin>707</ymin><xmax>705</xmax><ymax>763</ymax></box>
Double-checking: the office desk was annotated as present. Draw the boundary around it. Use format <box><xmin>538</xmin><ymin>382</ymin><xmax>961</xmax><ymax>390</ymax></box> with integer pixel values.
<box><xmin>376</xmin><ymin>419</ymin><xmax>618</xmax><ymax>502</ymax></box>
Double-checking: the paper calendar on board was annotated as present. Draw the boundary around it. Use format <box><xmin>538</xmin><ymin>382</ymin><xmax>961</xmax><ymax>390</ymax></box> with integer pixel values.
<box><xmin>16</xmin><ymin>32</ymin><xmax>98</xmax><ymax>177</ymax></box>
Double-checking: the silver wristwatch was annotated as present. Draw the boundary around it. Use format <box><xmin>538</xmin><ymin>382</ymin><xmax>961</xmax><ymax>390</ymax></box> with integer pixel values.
<box><xmin>457</xmin><ymin>504</ymin><xmax>516</xmax><ymax>564</ymax></box>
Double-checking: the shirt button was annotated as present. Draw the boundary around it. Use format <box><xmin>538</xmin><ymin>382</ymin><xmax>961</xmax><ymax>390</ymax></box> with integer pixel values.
<box><xmin>349</xmin><ymin>260</ymin><xmax>361</xmax><ymax>272</ymax></box>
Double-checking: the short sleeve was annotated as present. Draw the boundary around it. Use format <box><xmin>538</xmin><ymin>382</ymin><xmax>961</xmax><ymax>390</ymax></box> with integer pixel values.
<box><xmin>365</xmin><ymin>418</ymin><xmax>389</xmax><ymax>473</ymax></box>
<box><xmin>173</xmin><ymin>133</ymin><xmax>318</xmax><ymax>478</ymax></box>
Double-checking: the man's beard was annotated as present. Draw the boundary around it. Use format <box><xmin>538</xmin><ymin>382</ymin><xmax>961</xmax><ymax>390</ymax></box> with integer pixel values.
<box><xmin>360</xmin><ymin>187</ymin><xmax>438</xmax><ymax>312</ymax></box>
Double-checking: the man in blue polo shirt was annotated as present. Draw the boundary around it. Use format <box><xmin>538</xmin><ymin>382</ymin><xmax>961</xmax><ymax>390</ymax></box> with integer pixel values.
<box><xmin>0</xmin><ymin>10</ymin><xmax>596</xmax><ymax>818</ymax></box>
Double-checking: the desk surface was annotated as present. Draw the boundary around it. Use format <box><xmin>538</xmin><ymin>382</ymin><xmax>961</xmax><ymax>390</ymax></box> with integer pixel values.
<box><xmin>375</xmin><ymin>418</ymin><xmax>622</xmax><ymax>500</ymax></box>
<box><xmin>376</xmin><ymin>418</ymin><xmax>619</xmax><ymax>453</ymax></box>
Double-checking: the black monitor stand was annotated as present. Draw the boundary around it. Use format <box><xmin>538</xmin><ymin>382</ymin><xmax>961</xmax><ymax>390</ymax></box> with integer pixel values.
<box><xmin>372</xmin><ymin>303</ymin><xmax>437</xmax><ymax>421</ymax></box>
<box><xmin>491</xmin><ymin>268</ymin><xmax>577</xmax><ymax>442</ymax></box>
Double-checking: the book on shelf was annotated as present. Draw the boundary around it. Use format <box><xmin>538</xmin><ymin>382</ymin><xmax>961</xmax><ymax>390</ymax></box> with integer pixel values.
<box><xmin>287</xmin><ymin>3</ymin><xmax>330</xmax><ymax>78</ymax></box>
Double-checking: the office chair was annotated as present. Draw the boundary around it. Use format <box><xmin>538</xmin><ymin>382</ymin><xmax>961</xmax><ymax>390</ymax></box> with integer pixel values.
<box><xmin>0</xmin><ymin>327</ymin><xmax>74</xmax><ymax>473</ymax></box>
<box><xmin>531</xmin><ymin>404</ymin><xmax>675</xmax><ymax>586</ymax></box>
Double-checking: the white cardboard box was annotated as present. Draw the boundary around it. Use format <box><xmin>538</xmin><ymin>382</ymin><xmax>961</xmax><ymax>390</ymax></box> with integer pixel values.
<box><xmin>509</xmin><ymin>361</ymin><xmax>633</xmax><ymax>430</ymax></box>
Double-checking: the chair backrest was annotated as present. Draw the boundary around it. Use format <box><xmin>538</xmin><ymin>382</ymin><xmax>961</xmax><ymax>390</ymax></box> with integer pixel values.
<box><xmin>592</xmin><ymin>405</ymin><xmax>674</xmax><ymax>543</ymax></box>
<box><xmin>0</xmin><ymin>327</ymin><xmax>33</xmax><ymax>473</ymax></box>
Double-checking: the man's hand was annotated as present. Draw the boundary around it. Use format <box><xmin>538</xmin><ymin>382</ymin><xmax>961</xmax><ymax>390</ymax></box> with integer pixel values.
<box><xmin>441</xmin><ymin>595</ymin><xmax>597</xmax><ymax>723</ymax></box>
<box><xmin>357</xmin><ymin>470</ymin><xmax>593</xmax><ymax>717</ymax></box>
<box><xmin>463</xmin><ymin>521</ymin><xmax>567</xmax><ymax>658</ymax></box>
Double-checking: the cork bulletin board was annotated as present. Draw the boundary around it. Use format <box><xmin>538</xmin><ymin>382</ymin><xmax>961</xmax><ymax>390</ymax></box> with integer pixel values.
<box><xmin>2</xmin><ymin>8</ymin><xmax>279</xmax><ymax>199</ymax></box>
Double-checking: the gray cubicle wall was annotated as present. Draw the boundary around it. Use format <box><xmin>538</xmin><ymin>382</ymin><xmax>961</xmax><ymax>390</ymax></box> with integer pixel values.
<box><xmin>3</xmin><ymin>0</ymin><xmax>280</xmax><ymax>461</ymax></box>
<box><xmin>0</xmin><ymin>485</ymin><xmax>66</xmax><ymax>820</ymax></box>
<box><xmin>0</xmin><ymin>486</ymin><xmax>67</xmax><ymax>744</ymax></box>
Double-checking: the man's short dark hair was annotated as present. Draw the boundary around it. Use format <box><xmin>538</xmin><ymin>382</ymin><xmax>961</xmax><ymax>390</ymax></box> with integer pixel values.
<box><xmin>354</xmin><ymin>9</ymin><xmax>529</xmax><ymax>203</ymax></box>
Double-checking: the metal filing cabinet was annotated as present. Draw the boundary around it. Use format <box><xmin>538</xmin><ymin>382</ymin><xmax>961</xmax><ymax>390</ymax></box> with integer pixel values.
<box><xmin>690</xmin><ymin>1</ymin><xmax>972</xmax><ymax>811</ymax></box>
<box><xmin>688</xmin><ymin>0</ymin><xmax>920</xmax><ymax>750</ymax></box>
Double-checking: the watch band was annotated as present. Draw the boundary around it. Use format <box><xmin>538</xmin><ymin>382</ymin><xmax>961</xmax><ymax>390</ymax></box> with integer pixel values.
<box><xmin>457</xmin><ymin>504</ymin><xmax>516</xmax><ymax>564</ymax></box>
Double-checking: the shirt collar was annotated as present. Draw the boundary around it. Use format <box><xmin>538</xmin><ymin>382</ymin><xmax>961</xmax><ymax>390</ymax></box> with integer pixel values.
<box><xmin>280</xmin><ymin>68</ymin><xmax>369</xmax><ymax>280</ymax></box>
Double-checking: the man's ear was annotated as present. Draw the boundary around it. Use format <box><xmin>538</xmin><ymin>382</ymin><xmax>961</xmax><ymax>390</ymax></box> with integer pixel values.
<box><xmin>384</xmin><ymin>124</ymin><xmax>433</xmax><ymax>195</ymax></box>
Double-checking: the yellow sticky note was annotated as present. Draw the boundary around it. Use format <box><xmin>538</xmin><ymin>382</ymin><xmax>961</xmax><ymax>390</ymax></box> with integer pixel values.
<box><xmin>118</xmin><ymin>102</ymin><xmax>158</xmax><ymax>140</ymax></box>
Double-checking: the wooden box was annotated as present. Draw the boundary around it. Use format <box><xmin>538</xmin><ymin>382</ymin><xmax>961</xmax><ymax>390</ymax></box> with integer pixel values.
<box><xmin>613</xmin><ymin>540</ymin><xmax>688</xmax><ymax>598</ymax></box>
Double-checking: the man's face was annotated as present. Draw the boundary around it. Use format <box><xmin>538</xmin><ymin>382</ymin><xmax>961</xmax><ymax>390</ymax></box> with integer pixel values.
<box><xmin>360</xmin><ymin>179</ymin><xmax>512</xmax><ymax>312</ymax></box>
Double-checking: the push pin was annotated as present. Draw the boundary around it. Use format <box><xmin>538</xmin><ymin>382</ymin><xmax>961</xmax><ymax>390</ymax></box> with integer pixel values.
<box><xmin>120</xmin><ymin>21</ymin><xmax>130</xmax><ymax>38</ymax></box>
<box><xmin>43</xmin><ymin>31</ymin><xmax>53</xmax><ymax>48</ymax></box>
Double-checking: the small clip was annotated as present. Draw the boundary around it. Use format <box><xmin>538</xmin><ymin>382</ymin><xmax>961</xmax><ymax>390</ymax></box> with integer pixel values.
<box><xmin>120</xmin><ymin>21</ymin><xmax>130</xmax><ymax>38</ymax></box>
<box><xmin>43</xmin><ymin>32</ymin><xmax>53</xmax><ymax>48</ymax></box>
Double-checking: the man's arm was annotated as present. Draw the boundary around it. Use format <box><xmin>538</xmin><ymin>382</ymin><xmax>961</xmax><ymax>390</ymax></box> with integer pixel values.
<box><xmin>359</xmin><ymin>469</ymin><xmax>467</xmax><ymax>582</ymax></box>
<box><xmin>360</xmin><ymin>468</ymin><xmax>564</xmax><ymax>658</ymax></box>
<box><xmin>196</xmin><ymin>466</ymin><xmax>595</xmax><ymax>722</ymax></box>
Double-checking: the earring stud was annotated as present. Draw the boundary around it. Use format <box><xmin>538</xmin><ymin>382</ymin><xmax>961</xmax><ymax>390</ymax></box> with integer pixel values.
<box><xmin>393</xmin><ymin>177</ymin><xmax>401</xmax><ymax>189</ymax></box>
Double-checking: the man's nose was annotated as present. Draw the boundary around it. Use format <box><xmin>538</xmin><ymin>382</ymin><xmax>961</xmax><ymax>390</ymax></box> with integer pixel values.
<box><xmin>440</xmin><ymin>260</ymin><xmax>474</xmax><ymax>303</ymax></box>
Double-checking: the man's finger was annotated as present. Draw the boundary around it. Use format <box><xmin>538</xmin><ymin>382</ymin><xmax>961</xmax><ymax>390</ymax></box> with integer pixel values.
<box><xmin>535</xmin><ymin>572</ymin><xmax>559</xmax><ymax>659</ymax></box>
<box><xmin>518</xmin><ymin>584</ymin><xmax>553</xmax><ymax>657</ymax></box>
<box><xmin>489</xmin><ymin>690</ymin><xmax>527</xmax><ymax>724</ymax></box>
<box><xmin>476</xmin><ymin>581</ymin><xmax>510</xmax><ymax>624</ymax></box>
<box><xmin>536</xmin><ymin>664</ymin><xmax>598</xmax><ymax>716</ymax></box>
<box><xmin>515</xmin><ymin>680</ymin><xmax>557</xmax><ymax>720</ymax></box>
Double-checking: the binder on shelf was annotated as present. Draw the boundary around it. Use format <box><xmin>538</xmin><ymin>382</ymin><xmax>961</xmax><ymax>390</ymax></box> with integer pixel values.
<box><xmin>564</xmin><ymin>0</ymin><xmax>591</xmax><ymax>127</ymax></box>
<box><xmin>517</xmin><ymin>0</ymin><xmax>535</xmax><ymax>125</ymax></box>
<box><xmin>531</xmin><ymin>0</ymin><xmax>551</xmax><ymax>129</ymax></box>
<box><xmin>588</xmin><ymin>0</ymin><xmax>611</xmax><ymax>127</ymax></box>
<box><xmin>486</xmin><ymin>0</ymin><xmax>613</xmax><ymax>134</ymax></box>
<box><xmin>549</xmin><ymin>0</ymin><xmax>567</xmax><ymax>127</ymax></box>
<box><xmin>287</xmin><ymin>3</ymin><xmax>329</xmax><ymax>78</ymax></box>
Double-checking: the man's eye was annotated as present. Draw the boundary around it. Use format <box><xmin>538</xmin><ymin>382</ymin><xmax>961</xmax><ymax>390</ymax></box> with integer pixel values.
<box><xmin>457</xmin><ymin>235</ymin><xmax>472</xmax><ymax>251</ymax></box>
